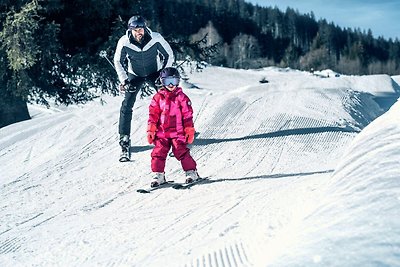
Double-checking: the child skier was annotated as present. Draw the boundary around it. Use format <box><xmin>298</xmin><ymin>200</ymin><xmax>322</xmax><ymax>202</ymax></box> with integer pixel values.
<box><xmin>147</xmin><ymin>67</ymin><xmax>199</xmax><ymax>187</ymax></box>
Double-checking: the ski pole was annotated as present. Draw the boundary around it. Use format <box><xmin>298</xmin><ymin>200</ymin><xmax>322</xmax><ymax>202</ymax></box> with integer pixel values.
<box><xmin>99</xmin><ymin>50</ymin><xmax>116</xmax><ymax>70</ymax></box>
<box><xmin>176</xmin><ymin>57</ymin><xmax>190</xmax><ymax>68</ymax></box>
<box><xmin>99</xmin><ymin>51</ymin><xmax>127</xmax><ymax>94</ymax></box>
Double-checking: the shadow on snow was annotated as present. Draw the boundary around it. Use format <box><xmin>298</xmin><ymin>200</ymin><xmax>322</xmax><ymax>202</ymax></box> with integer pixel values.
<box><xmin>187</xmin><ymin>169</ymin><xmax>335</xmax><ymax>189</ymax></box>
<box><xmin>194</xmin><ymin>126</ymin><xmax>358</xmax><ymax>146</ymax></box>
<box><xmin>129</xmin><ymin>126</ymin><xmax>358</xmax><ymax>152</ymax></box>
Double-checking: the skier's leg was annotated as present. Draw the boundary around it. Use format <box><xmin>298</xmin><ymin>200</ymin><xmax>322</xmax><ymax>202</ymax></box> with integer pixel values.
<box><xmin>150</xmin><ymin>138</ymin><xmax>169</xmax><ymax>187</ymax></box>
<box><xmin>118</xmin><ymin>89</ymin><xmax>139</xmax><ymax>137</ymax></box>
<box><xmin>118</xmin><ymin>76</ymin><xmax>141</xmax><ymax>158</ymax></box>
<box><xmin>171</xmin><ymin>139</ymin><xmax>197</xmax><ymax>171</ymax></box>
<box><xmin>118</xmin><ymin>89</ymin><xmax>137</xmax><ymax>161</ymax></box>
<box><xmin>151</xmin><ymin>138</ymin><xmax>172</xmax><ymax>172</ymax></box>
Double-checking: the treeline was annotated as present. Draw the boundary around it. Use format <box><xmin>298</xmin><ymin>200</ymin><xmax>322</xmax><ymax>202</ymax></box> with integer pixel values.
<box><xmin>1</xmin><ymin>0</ymin><xmax>400</xmax><ymax>127</ymax></box>
<box><xmin>165</xmin><ymin>0</ymin><xmax>400</xmax><ymax>74</ymax></box>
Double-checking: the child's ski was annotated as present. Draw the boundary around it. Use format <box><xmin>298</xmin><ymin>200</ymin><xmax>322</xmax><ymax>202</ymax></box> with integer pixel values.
<box><xmin>136</xmin><ymin>181</ymin><xmax>176</xmax><ymax>194</ymax></box>
<box><xmin>172</xmin><ymin>177</ymin><xmax>209</xmax><ymax>190</ymax></box>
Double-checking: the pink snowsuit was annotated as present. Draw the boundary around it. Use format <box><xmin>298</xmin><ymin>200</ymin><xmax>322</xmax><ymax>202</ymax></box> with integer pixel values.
<box><xmin>148</xmin><ymin>87</ymin><xmax>197</xmax><ymax>172</ymax></box>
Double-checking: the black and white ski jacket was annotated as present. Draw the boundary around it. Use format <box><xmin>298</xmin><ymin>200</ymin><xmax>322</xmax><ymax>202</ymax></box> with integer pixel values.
<box><xmin>113</xmin><ymin>28</ymin><xmax>174</xmax><ymax>83</ymax></box>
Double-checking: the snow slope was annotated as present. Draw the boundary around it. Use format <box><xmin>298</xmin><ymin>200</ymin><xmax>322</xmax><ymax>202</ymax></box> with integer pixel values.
<box><xmin>0</xmin><ymin>66</ymin><xmax>399</xmax><ymax>266</ymax></box>
<box><xmin>271</xmin><ymin>98</ymin><xmax>400</xmax><ymax>266</ymax></box>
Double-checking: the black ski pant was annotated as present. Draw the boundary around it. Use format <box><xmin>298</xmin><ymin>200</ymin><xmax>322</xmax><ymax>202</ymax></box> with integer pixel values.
<box><xmin>118</xmin><ymin>72</ymin><xmax>159</xmax><ymax>136</ymax></box>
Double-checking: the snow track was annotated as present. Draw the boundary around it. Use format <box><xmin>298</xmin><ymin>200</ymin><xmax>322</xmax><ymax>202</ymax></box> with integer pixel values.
<box><xmin>185</xmin><ymin>241</ymin><xmax>250</xmax><ymax>267</ymax></box>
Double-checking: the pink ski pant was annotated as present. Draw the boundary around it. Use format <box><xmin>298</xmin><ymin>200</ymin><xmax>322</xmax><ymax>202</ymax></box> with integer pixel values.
<box><xmin>151</xmin><ymin>138</ymin><xmax>197</xmax><ymax>172</ymax></box>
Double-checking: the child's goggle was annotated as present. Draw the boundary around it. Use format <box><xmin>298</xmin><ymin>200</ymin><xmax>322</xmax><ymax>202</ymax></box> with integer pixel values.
<box><xmin>161</xmin><ymin>77</ymin><xmax>179</xmax><ymax>86</ymax></box>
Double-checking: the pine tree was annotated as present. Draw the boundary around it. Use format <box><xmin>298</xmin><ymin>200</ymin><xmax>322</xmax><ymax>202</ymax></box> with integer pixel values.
<box><xmin>0</xmin><ymin>0</ymin><xmax>41</xmax><ymax>127</ymax></box>
<box><xmin>0</xmin><ymin>0</ymin><xmax>98</xmax><ymax>127</ymax></box>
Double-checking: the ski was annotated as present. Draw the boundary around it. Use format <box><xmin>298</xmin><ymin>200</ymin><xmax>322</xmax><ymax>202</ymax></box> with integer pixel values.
<box><xmin>136</xmin><ymin>180</ymin><xmax>176</xmax><ymax>194</ymax></box>
<box><xmin>172</xmin><ymin>177</ymin><xmax>209</xmax><ymax>190</ymax></box>
<box><xmin>137</xmin><ymin>177</ymin><xmax>209</xmax><ymax>193</ymax></box>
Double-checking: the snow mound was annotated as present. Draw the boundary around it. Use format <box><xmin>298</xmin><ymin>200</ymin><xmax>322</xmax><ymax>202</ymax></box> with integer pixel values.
<box><xmin>392</xmin><ymin>75</ymin><xmax>400</xmax><ymax>87</ymax></box>
<box><xmin>313</xmin><ymin>69</ymin><xmax>340</xmax><ymax>78</ymax></box>
<box><xmin>272</xmin><ymin>99</ymin><xmax>400</xmax><ymax>266</ymax></box>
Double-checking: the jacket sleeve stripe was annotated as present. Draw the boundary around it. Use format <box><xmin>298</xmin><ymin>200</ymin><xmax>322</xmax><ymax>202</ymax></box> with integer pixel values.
<box><xmin>156</xmin><ymin>35</ymin><xmax>174</xmax><ymax>68</ymax></box>
<box><xmin>113</xmin><ymin>37</ymin><xmax>129</xmax><ymax>83</ymax></box>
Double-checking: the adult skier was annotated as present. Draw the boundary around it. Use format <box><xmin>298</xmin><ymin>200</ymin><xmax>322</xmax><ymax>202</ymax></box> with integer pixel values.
<box><xmin>147</xmin><ymin>67</ymin><xmax>200</xmax><ymax>187</ymax></box>
<box><xmin>113</xmin><ymin>15</ymin><xmax>174</xmax><ymax>161</ymax></box>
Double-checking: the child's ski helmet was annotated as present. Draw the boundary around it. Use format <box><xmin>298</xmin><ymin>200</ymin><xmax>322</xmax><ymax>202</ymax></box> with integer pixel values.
<box><xmin>160</xmin><ymin>67</ymin><xmax>180</xmax><ymax>78</ymax></box>
<box><xmin>159</xmin><ymin>67</ymin><xmax>180</xmax><ymax>87</ymax></box>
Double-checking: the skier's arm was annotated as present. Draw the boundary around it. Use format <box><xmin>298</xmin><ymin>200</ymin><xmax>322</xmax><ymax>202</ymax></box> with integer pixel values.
<box><xmin>113</xmin><ymin>37</ymin><xmax>129</xmax><ymax>84</ymax></box>
<box><xmin>180</xmin><ymin>94</ymin><xmax>194</xmax><ymax>128</ymax></box>
<box><xmin>148</xmin><ymin>95</ymin><xmax>161</xmax><ymax>144</ymax></box>
<box><xmin>157</xmin><ymin>35</ymin><xmax>175</xmax><ymax>68</ymax></box>
<box><xmin>148</xmin><ymin>95</ymin><xmax>161</xmax><ymax>126</ymax></box>
<box><xmin>180</xmin><ymin>94</ymin><xmax>195</xmax><ymax>144</ymax></box>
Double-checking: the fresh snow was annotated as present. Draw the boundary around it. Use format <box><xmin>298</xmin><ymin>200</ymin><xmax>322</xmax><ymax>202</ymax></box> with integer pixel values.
<box><xmin>0</xmin><ymin>66</ymin><xmax>399</xmax><ymax>266</ymax></box>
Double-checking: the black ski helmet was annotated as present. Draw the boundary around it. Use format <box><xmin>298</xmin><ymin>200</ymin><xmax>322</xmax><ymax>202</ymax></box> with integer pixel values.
<box><xmin>159</xmin><ymin>67</ymin><xmax>180</xmax><ymax>79</ymax></box>
<box><xmin>127</xmin><ymin>15</ymin><xmax>146</xmax><ymax>29</ymax></box>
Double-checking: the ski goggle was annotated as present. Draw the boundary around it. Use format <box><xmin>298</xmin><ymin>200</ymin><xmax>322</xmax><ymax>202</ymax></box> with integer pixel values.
<box><xmin>161</xmin><ymin>77</ymin><xmax>180</xmax><ymax>86</ymax></box>
<box><xmin>128</xmin><ymin>21</ymin><xmax>145</xmax><ymax>29</ymax></box>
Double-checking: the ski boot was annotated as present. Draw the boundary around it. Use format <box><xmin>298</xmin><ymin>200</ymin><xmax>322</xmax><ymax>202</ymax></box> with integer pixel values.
<box><xmin>119</xmin><ymin>134</ymin><xmax>131</xmax><ymax>162</ymax></box>
<box><xmin>185</xmin><ymin>170</ymin><xmax>199</xmax><ymax>184</ymax></box>
<box><xmin>151</xmin><ymin>172</ymin><xmax>166</xmax><ymax>187</ymax></box>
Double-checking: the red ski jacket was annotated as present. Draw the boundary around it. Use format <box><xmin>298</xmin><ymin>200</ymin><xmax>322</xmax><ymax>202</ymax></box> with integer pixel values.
<box><xmin>148</xmin><ymin>87</ymin><xmax>194</xmax><ymax>141</ymax></box>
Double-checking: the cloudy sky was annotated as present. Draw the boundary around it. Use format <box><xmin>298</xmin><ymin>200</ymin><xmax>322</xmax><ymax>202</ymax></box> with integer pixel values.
<box><xmin>245</xmin><ymin>0</ymin><xmax>400</xmax><ymax>40</ymax></box>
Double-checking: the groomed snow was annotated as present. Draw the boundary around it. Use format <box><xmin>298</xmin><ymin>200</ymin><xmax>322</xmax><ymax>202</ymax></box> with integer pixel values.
<box><xmin>0</xmin><ymin>66</ymin><xmax>399</xmax><ymax>266</ymax></box>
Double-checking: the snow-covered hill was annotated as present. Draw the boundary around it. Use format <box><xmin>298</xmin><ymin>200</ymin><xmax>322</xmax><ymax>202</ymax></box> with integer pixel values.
<box><xmin>0</xmin><ymin>67</ymin><xmax>399</xmax><ymax>266</ymax></box>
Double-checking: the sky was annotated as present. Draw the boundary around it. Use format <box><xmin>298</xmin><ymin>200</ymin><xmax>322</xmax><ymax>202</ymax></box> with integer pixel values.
<box><xmin>1</xmin><ymin>64</ymin><xmax>400</xmax><ymax>266</ymax></box>
<box><xmin>245</xmin><ymin>0</ymin><xmax>400</xmax><ymax>40</ymax></box>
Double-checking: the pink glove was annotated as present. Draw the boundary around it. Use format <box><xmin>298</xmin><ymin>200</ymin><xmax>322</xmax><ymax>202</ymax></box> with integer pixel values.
<box><xmin>147</xmin><ymin>124</ymin><xmax>157</xmax><ymax>144</ymax></box>
<box><xmin>184</xmin><ymin>127</ymin><xmax>195</xmax><ymax>144</ymax></box>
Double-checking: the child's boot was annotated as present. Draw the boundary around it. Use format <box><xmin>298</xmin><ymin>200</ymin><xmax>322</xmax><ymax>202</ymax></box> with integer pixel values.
<box><xmin>185</xmin><ymin>170</ymin><xmax>199</xmax><ymax>184</ymax></box>
<box><xmin>151</xmin><ymin>172</ymin><xmax>166</xmax><ymax>187</ymax></box>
